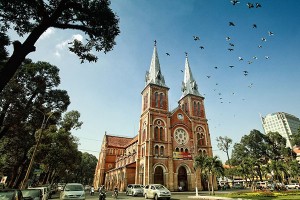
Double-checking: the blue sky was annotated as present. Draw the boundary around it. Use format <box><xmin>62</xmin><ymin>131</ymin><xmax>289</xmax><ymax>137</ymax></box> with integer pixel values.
<box><xmin>8</xmin><ymin>0</ymin><xmax>300</xmax><ymax>162</ymax></box>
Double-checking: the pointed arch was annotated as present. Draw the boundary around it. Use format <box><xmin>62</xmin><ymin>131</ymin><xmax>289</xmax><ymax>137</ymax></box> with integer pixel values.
<box><xmin>160</xmin><ymin>92</ymin><xmax>164</xmax><ymax>108</ymax></box>
<box><xmin>154</xmin><ymin>127</ymin><xmax>159</xmax><ymax>140</ymax></box>
<box><xmin>160</xmin><ymin>127</ymin><xmax>164</xmax><ymax>141</ymax></box>
<box><xmin>176</xmin><ymin>164</ymin><xmax>192</xmax><ymax>191</ymax></box>
<box><xmin>155</xmin><ymin>92</ymin><xmax>158</xmax><ymax>107</ymax></box>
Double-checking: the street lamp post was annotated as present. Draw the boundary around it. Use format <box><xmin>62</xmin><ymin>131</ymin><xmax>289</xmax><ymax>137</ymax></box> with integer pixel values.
<box><xmin>20</xmin><ymin>111</ymin><xmax>55</xmax><ymax>189</ymax></box>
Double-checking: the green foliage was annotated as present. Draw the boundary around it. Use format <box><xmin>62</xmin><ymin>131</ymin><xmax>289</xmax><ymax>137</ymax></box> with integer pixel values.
<box><xmin>290</xmin><ymin>128</ymin><xmax>300</xmax><ymax>147</ymax></box>
<box><xmin>230</xmin><ymin>129</ymin><xmax>300</xmax><ymax>186</ymax></box>
<box><xmin>0</xmin><ymin>0</ymin><xmax>120</xmax><ymax>92</ymax></box>
<box><xmin>216</xmin><ymin>136</ymin><xmax>232</xmax><ymax>165</ymax></box>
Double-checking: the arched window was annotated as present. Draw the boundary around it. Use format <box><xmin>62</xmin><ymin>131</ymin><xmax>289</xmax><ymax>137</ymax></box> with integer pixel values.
<box><xmin>155</xmin><ymin>92</ymin><xmax>158</xmax><ymax>107</ymax></box>
<box><xmin>143</xmin><ymin>95</ymin><xmax>146</xmax><ymax>110</ymax></box>
<box><xmin>146</xmin><ymin>93</ymin><xmax>148</xmax><ymax>108</ymax></box>
<box><xmin>194</xmin><ymin>101</ymin><xmax>197</xmax><ymax>115</ymax></box>
<box><xmin>142</xmin><ymin>147</ymin><xmax>145</xmax><ymax>157</ymax></box>
<box><xmin>160</xmin><ymin>146</ymin><xmax>164</xmax><ymax>156</ymax></box>
<box><xmin>142</xmin><ymin>129</ymin><xmax>146</xmax><ymax>141</ymax></box>
<box><xmin>154</xmin><ymin>127</ymin><xmax>159</xmax><ymax>140</ymax></box>
<box><xmin>198</xmin><ymin>133</ymin><xmax>205</xmax><ymax>146</ymax></box>
<box><xmin>185</xmin><ymin>103</ymin><xmax>188</xmax><ymax>112</ymax></box>
<box><xmin>180</xmin><ymin>148</ymin><xmax>184</xmax><ymax>152</ymax></box>
<box><xmin>198</xmin><ymin>149</ymin><xmax>202</xmax><ymax>155</ymax></box>
<box><xmin>160</xmin><ymin>93</ymin><xmax>163</xmax><ymax>108</ymax></box>
<box><xmin>175</xmin><ymin>147</ymin><xmax>179</xmax><ymax>152</ymax></box>
<box><xmin>197</xmin><ymin>102</ymin><xmax>201</xmax><ymax>116</ymax></box>
<box><xmin>155</xmin><ymin>146</ymin><xmax>159</xmax><ymax>155</ymax></box>
<box><xmin>203</xmin><ymin>150</ymin><xmax>207</xmax><ymax>155</ymax></box>
<box><xmin>160</xmin><ymin>127</ymin><xmax>164</xmax><ymax>141</ymax></box>
<box><xmin>185</xmin><ymin>148</ymin><xmax>188</xmax><ymax>153</ymax></box>
<box><xmin>196</xmin><ymin>126</ymin><xmax>206</xmax><ymax>146</ymax></box>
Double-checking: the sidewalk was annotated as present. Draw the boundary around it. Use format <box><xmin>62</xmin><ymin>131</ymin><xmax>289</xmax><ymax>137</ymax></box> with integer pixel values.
<box><xmin>188</xmin><ymin>195</ymin><xmax>248</xmax><ymax>200</ymax></box>
<box><xmin>188</xmin><ymin>195</ymin><xmax>232</xmax><ymax>199</ymax></box>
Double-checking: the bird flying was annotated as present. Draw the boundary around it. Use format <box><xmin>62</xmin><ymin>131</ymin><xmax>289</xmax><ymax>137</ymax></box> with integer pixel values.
<box><xmin>243</xmin><ymin>71</ymin><xmax>248</xmax><ymax>74</ymax></box>
<box><xmin>247</xmin><ymin>3</ymin><xmax>254</xmax><ymax>8</ymax></box>
<box><xmin>207</xmin><ymin>76</ymin><xmax>211</xmax><ymax>78</ymax></box>
<box><xmin>256</xmin><ymin>3</ymin><xmax>262</xmax><ymax>8</ymax></box>
<box><xmin>229</xmin><ymin>43</ymin><xmax>234</xmax><ymax>47</ymax></box>
<box><xmin>229</xmin><ymin>65</ymin><xmax>234</xmax><ymax>68</ymax></box>
<box><xmin>166</xmin><ymin>53</ymin><xmax>170</xmax><ymax>56</ymax></box>
<box><xmin>229</xmin><ymin>22</ymin><xmax>235</xmax><ymax>26</ymax></box>
<box><xmin>228</xmin><ymin>48</ymin><xmax>234</xmax><ymax>51</ymax></box>
<box><xmin>214</xmin><ymin>66</ymin><xmax>218</xmax><ymax>69</ymax></box>
<box><xmin>253</xmin><ymin>24</ymin><xmax>257</xmax><ymax>28</ymax></box>
<box><xmin>268</xmin><ymin>31</ymin><xmax>274</xmax><ymax>36</ymax></box>
<box><xmin>193</xmin><ymin>36</ymin><xmax>200</xmax><ymax>41</ymax></box>
<box><xmin>238</xmin><ymin>57</ymin><xmax>243</xmax><ymax>61</ymax></box>
<box><xmin>262</xmin><ymin>37</ymin><xmax>267</xmax><ymax>42</ymax></box>
<box><xmin>253</xmin><ymin>56</ymin><xmax>258</xmax><ymax>59</ymax></box>
<box><xmin>226</xmin><ymin>37</ymin><xmax>231</xmax><ymax>41</ymax></box>
<box><xmin>200</xmin><ymin>46</ymin><xmax>204</xmax><ymax>49</ymax></box>
<box><xmin>258</xmin><ymin>45</ymin><xmax>262</xmax><ymax>48</ymax></box>
<box><xmin>265</xmin><ymin>56</ymin><xmax>270</xmax><ymax>59</ymax></box>
<box><xmin>230</xmin><ymin>0</ymin><xmax>240</xmax><ymax>5</ymax></box>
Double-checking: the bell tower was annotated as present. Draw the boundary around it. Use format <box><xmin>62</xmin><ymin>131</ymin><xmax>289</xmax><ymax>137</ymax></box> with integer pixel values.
<box><xmin>136</xmin><ymin>41</ymin><xmax>170</xmax><ymax>186</ymax></box>
<box><xmin>178</xmin><ymin>54</ymin><xmax>212</xmax><ymax>157</ymax></box>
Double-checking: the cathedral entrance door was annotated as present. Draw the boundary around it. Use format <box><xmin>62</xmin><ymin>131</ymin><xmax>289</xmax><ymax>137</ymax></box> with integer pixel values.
<box><xmin>154</xmin><ymin>166</ymin><xmax>164</xmax><ymax>185</ymax></box>
<box><xmin>178</xmin><ymin>166</ymin><xmax>188</xmax><ymax>191</ymax></box>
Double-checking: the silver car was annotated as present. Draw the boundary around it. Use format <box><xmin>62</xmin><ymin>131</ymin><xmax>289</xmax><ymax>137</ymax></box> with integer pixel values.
<box><xmin>144</xmin><ymin>184</ymin><xmax>171</xmax><ymax>200</ymax></box>
<box><xmin>126</xmin><ymin>184</ymin><xmax>143</xmax><ymax>196</ymax></box>
<box><xmin>60</xmin><ymin>183</ymin><xmax>85</xmax><ymax>200</ymax></box>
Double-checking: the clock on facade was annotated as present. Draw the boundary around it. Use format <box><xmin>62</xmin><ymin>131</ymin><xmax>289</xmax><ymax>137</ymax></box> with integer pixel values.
<box><xmin>177</xmin><ymin>113</ymin><xmax>183</xmax><ymax>120</ymax></box>
<box><xmin>174</xmin><ymin>128</ymin><xmax>189</xmax><ymax>145</ymax></box>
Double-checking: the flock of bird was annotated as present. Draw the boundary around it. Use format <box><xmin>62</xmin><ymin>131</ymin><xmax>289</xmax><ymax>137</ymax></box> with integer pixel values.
<box><xmin>164</xmin><ymin>1</ymin><xmax>275</xmax><ymax>106</ymax></box>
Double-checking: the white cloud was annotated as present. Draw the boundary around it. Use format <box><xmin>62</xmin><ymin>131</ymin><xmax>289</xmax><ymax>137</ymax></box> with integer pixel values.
<box><xmin>39</xmin><ymin>28</ymin><xmax>55</xmax><ymax>40</ymax></box>
<box><xmin>54</xmin><ymin>34</ymin><xmax>83</xmax><ymax>57</ymax></box>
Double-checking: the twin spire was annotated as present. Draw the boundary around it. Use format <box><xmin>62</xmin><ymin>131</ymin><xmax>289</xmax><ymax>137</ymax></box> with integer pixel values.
<box><xmin>145</xmin><ymin>41</ymin><xmax>201</xmax><ymax>98</ymax></box>
<box><xmin>145</xmin><ymin>41</ymin><xmax>167</xmax><ymax>87</ymax></box>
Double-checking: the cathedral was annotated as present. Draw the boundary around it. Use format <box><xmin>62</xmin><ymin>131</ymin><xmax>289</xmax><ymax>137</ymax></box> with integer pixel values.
<box><xmin>93</xmin><ymin>43</ymin><xmax>213</xmax><ymax>192</ymax></box>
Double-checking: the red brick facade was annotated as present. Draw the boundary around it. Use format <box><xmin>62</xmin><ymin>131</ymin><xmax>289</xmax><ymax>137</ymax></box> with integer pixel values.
<box><xmin>94</xmin><ymin>49</ymin><xmax>213</xmax><ymax>192</ymax></box>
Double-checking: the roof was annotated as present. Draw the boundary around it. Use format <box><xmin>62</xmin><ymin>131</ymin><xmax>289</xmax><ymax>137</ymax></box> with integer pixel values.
<box><xmin>293</xmin><ymin>147</ymin><xmax>300</xmax><ymax>154</ymax></box>
<box><xmin>180</xmin><ymin>56</ymin><xmax>202</xmax><ymax>99</ymax></box>
<box><xmin>106</xmin><ymin>135</ymin><xmax>135</xmax><ymax>148</ymax></box>
<box><xmin>145</xmin><ymin>43</ymin><xmax>167</xmax><ymax>88</ymax></box>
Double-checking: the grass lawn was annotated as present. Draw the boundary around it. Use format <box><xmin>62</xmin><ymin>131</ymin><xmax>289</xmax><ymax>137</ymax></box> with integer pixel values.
<box><xmin>219</xmin><ymin>190</ymin><xmax>300</xmax><ymax>200</ymax></box>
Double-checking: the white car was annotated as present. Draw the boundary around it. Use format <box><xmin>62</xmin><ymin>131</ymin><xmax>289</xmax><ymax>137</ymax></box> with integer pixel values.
<box><xmin>60</xmin><ymin>183</ymin><xmax>85</xmax><ymax>200</ymax></box>
<box><xmin>126</xmin><ymin>184</ymin><xmax>144</xmax><ymax>196</ymax></box>
<box><xmin>144</xmin><ymin>184</ymin><xmax>171</xmax><ymax>200</ymax></box>
<box><xmin>286</xmin><ymin>183</ymin><xmax>300</xmax><ymax>189</ymax></box>
<box><xmin>28</xmin><ymin>187</ymin><xmax>49</xmax><ymax>200</ymax></box>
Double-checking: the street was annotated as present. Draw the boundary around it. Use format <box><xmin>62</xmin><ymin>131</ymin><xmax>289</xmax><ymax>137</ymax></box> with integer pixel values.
<box><xmin>52</xmin><ymin>190</ymin><xmax>244</xmax><ymax>200</ymax></box>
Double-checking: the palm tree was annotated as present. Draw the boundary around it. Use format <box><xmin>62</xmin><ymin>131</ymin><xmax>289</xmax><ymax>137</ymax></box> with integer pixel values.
<box><xmin>194</xmin><ymin>154</ymin><xmax>209</xmax><ymax>194</ymax></box>
<box><xmin>205</xmin><ymin>156</ymin><xmax>224</xmax><ymax>195</ymax></box>
<box><xmin>194</xmin><ymin>155</ymin><xmax>224</xmax><ymax>195</ymax></box>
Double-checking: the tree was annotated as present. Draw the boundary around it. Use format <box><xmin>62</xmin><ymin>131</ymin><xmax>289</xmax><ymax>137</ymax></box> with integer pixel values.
<box><xmin>0</xmin><ymin>60</ymin><xmax>70</xmax><ymax>188</ymax></box>
<box><xmin>0</xmin><ymin>0</ymin><xmax>120</xmax><ymax>92</ymax></box>
<box><xmin>290</xmin><ymin>128</ymin><xmax>300</xmax><ymax>147</ymax></box>
<box><xmin>0</xmin><ymin>60</ymin><xmax>70</xmax><ymax>140</ymax></box>
<box><xmin>216</xmin><ymin>136</ymin><xmax>232</xmax><ymax>167</ymax></box>
<box><xmin>205</xmin><ymin>156</ymin><xmax>224</xmax><ymax>195</ymax></box>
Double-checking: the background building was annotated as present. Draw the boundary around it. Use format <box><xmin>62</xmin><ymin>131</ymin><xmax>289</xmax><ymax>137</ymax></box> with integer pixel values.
<box><xmin>261</xmin><ymin>112</ymin><xmax>300</xmax><ymax>148</ymax></box>
<box><xmin>94</xmin><ymin>44</ymin><xmax>213</xmax><ymax>192</ymax></box>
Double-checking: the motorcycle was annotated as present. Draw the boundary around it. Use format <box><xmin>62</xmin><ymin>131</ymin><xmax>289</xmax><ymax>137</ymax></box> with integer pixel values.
<box><xmin>99</xmin><ymin>191</ymin><xmax>106</xmax><ymax>200</ymax></box>
<box><xmin>90</xmin><ymin>187</ymin><xmax>95</xmax><ymax>196</ymax></box>
<box><xmin>113</xmin><ymin>189</ymin><xmax>118</xmax><ymax>199</ymax></box>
